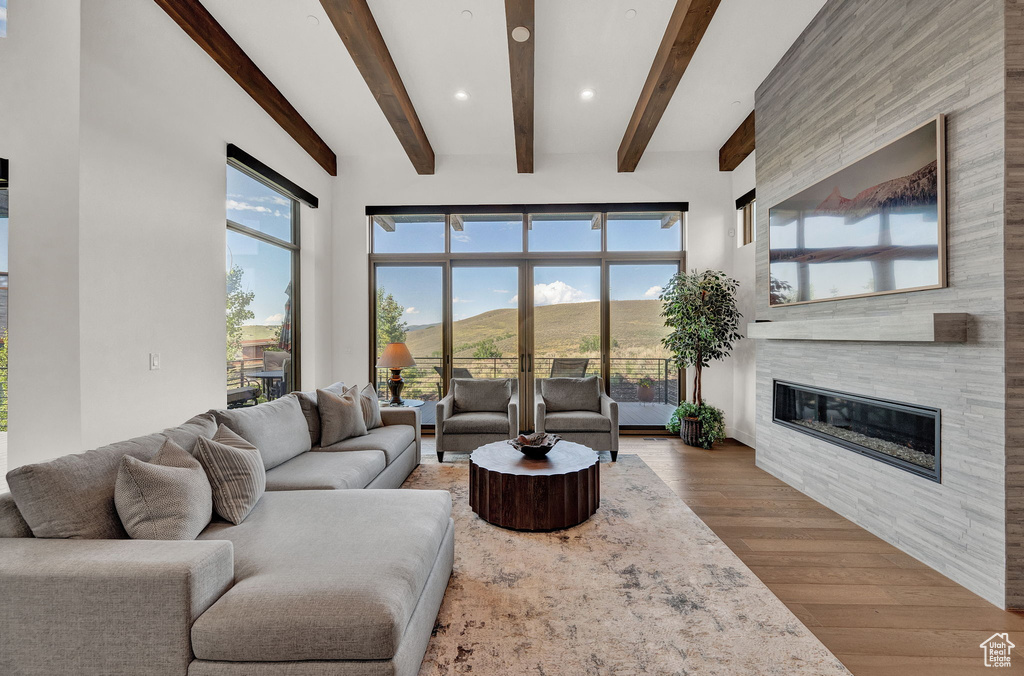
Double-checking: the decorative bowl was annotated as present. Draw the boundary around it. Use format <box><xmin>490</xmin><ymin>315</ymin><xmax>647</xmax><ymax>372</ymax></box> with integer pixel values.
<box><xmin>508</xmin><ymin>432</ymin><xmax>562</xmax><ymax>459</ymax></box>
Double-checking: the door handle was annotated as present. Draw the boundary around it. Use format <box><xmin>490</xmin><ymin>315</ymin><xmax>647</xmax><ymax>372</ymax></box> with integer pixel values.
<box><xmin>520</xmin><ymin>354</ymin><xmax>525</xmax><ymax>373</ymax></box>
<box><xmin>528</xmin><ymin>354</ymin><xmax>533</xmax><ymax>372</ymax></box>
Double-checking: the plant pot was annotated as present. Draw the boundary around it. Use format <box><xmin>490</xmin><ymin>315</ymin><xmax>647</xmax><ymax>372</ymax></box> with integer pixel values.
<box><xmin>637</xmin><ymin>385</ymin><xmax>655</xmax><ymax>403</ymax></box>
<box><xmin>680</xmin><ymin>417</ymin><xmax>702</xmax><ymax>447</ymax></box>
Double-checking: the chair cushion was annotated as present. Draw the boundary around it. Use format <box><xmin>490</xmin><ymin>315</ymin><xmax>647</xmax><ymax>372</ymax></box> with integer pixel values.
<box><xmin>318</xmin><ymin>386</ymin><xmax>369</xmax><ymax>446</ymax></box>
<box><xmin>316</xmin><ymin>424</ymin><xmax>415</xmax><ymax>465</ymax></box>
<box><xmin>6</xmin><ymin>413</ymin><xmax>217</xmax><ymax>539</ymax></box>
<box><xmin>543</xmin><ymin>410</ymin><xmax>611</xmax><ymax>432</ymax></box>
<box><xmin>541</xmin><ymin>376</ymin><xmax>601</xmax><ymax>412</ymax></box>
<box><xmin>114</xmin><ymin>439</ymin><xmax>213</xmax><ymax>540</ymax></box>
<box><xmin>214</xmin><ymin>396</ymin><xmax>311</xmax><ymax>470</ymax></box>
<box><xmin>453</xmin><ymin>378</ymin><xmax>511</xmax><ymax>413</ymax></box>
<box><xmin>442</xmin><ymin>411</ymin><xmax>510</xmax><ymax>435</ymax></box>
<box><xmin>195</xmin><ymin>427</ymin><xmax>266</xmax><ymax>525</ymax></box>
<box><xmin>293</xmin><ymin>381</ymin><xmax>347</xmax><ymax>447</ymax></box>
<box><xmin>265</xmin><ymin>450</ymin><xmax>385</xmax><ymax>491</ymax></box>
<box><xmin>192</xmin><ymin>489</ymin><xmax>453</xmax><ymax>661</ymax></box>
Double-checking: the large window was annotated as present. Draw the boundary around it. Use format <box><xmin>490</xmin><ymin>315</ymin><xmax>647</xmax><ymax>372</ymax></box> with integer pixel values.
<box><xmin>0</xmin><ymin>158</ymin><xmax>8</xmax><ymax>487</ymax></box>
<box><xmin>368</xmin><ymin>203</ymin><xmax>687</xmax><ymax>430</ymax></box>
<box><xmin>226</xmin><ymin>157</ymin><xmax>301</xmax><ymax>404</ymax></box>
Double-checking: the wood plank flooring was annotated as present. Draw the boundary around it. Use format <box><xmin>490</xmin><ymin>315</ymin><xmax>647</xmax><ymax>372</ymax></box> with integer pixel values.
<box><xmin>422</xmin><ymin>435</ymin><xmax>1024</xmax><ymax>674</ymax></box>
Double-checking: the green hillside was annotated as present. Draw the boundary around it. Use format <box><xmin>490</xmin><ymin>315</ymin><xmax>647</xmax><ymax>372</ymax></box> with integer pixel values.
<box><xmin>241</xmin><ymin>324</ymin><xmax>280</xmax><ymax>343</ymax></box>
<box><xmin>404</xmin><ymin>299</ymin><xmax>670</xmax><ymax>359</ymax></box>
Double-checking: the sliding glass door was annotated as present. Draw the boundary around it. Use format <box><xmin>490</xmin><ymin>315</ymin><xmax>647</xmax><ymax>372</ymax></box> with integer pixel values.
<box><xmin>368</xmin><ymin>204</ymin><xmax>686</xmax><ymax>431</ymax></box>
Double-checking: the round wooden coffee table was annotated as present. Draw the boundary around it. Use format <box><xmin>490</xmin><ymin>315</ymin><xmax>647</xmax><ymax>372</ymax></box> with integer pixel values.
<box><xmin>469</xmin><ymin>440</ymin><xmax>600</xmax><ymax>531</ymax></box>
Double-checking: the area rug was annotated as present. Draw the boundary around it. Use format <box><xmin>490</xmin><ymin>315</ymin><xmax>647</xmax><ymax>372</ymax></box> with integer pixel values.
<box><xmin>403</xmin><ymin>454</ymin><xmax>851</xmax><ymax>675</ymax></box>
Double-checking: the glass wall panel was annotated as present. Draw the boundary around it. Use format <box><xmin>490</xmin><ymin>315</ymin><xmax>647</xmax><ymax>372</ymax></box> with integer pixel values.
<box><xmin>451</xmin><ymin>266</ymin><xmax>519</xmax><ymax>382</ymax></box>
<box><xmin>532</xmin><ymin>265</ymin><xmax>601</xmax><ymax>383</ymax></box>
<box><xmin>226</xmin><ymin>229</ymin><xmax>296</xmax><ymax>401</ymax></box>
<box><xmin>0</xmin><ymin>160</ymin><xmax>9</xmax><ymax>472</ymax></box>
<box><xmin>375</xmin><ymin>265</ymin><xmax>443</xmax><ymax>425</ymax></box>
<box><xmin>450</xmin><ymin>214</ymin><xmax>522</xmax><ymax>253</ymax></box>
<box><xmin>226</xmin><ymin>164</ymin><xmax>294</xmax><ymax>243</ymax></box>
<box><xmin>372</xmin><ymin>214</ymin><xmax>445</xmax><ymax>254</ymax></box>
<box><xmin>608</xmin><ymin>263</ymin><xmax>679</xmax><ymax>427</ymax></box>
<box><xmin>607</xmin><ymin>211</ymin><xmax>683</xmax><ymax>251</ymax></box>
<box><xmin>528</xmin><ymin>213</ymin><xmax>601</xmax><ymax>252</ymax></box>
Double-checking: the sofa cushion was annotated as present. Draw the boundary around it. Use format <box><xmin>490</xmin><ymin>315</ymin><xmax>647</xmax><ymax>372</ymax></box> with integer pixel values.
<box><xmin>543</xmin><ymin>410</ymin><xmax>612</xmax><ymax>432</ymax></box>
<box><xmin>293</xmin><ymin>381</ymin><xmax>347</xmax><ymax>447</ymax></box>
<box><xmin>318</xmin><ymin>386</ymin><xmax>368</xmax><ymax>446</ymax></box>
<box><xmin>265</xmin><ymin>450</ymin><xmax>385</xmax><ymax>491</ymax></box>
<box><xmin>541</xmin><ymin>376</ymin><xmax>601</xmax><ymax>412</ymax></box>
<box><xmin>453</xmin><ymin>378</ymin><xmax>511</xmax><ymax>413</ymax></box>
<box><xmin>442</xmin><ymin>411</ymin><xmax>510</xmax><ymax>435</ymax></box>
<box><xmin>114</xmin><ymin>439</ymin><xmax>213</xmax><ymax>540</ymax></box>
<box><xmin>192</xmin><ymin>489</ymin><xmax>453</xmax><ymax>661</ymax></box>
<box><xmin>214</xmin><ymin>396</ymin><xmax>310</xmax><ymax>471</ymax></box>
<box><xmin>0</xmin><ymin>492</ymin><xmax>32</xmax><ymax>538</ymax></box>
<box><xmin>195</xmin><ymin>427</ymin><xmax>266</xmax><ymax>525</ymax></box>
<box><xmin>6</xmin><ymin>413</ymin><xmax>217</xmax><ymax>539</ymax></box>
<box><xmin>316</xmin><ymin>424</ymin><xmax>415</xmax><ymax>465</ymax></box>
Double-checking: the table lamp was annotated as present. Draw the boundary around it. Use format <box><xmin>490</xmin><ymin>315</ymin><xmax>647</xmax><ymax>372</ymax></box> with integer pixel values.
<box><xmin>376</xmin><ymin>343</ymin><xmax>417</xmax><ymax>406</ymax></box>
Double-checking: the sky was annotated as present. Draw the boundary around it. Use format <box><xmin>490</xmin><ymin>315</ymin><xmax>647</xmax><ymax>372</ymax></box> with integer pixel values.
<box><xmin>0</xmin><ymin>0</ymin><xmax>7</xmax><ymax>38</ymax></box>
<box><xmin>377</xmin><ymin>263</ymin><xmax>676</xmax><ymax>329</ymax></box>
<box><xmin>226</xmin><ymin>166</ymin><xmax>294</xmax><ymax>326</ymax></box>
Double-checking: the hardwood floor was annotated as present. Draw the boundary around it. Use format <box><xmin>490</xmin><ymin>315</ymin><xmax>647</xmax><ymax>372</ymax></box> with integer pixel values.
<box><xmin>422</xmin><ymin>435</ymin><xmax>1024</xmax><ymax>674</ymax></box>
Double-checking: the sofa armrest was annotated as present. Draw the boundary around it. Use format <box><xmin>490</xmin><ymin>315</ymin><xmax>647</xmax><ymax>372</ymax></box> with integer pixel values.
<box><xmin>0</xmin><ymin>538</ymin><xmax>233</xmax><ymax>675</ymax></box>
<box><xmin>380</xmin><ymin>406</ymin><xmax>422</xmax><ymax>457</ymax></box>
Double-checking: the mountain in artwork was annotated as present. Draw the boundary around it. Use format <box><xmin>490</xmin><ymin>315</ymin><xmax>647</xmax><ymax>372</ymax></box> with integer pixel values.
<box><xmin>814</xmin><ymin>160</ymin><xmax>937</xmax><ymax>217</ymax></box>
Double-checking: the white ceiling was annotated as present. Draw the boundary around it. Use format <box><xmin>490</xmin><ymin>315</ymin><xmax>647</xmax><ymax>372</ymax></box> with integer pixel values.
<box><xmin>204</xmin><ymin>0</ymin><xmax>827</xmax><ymax>164</ymax></box>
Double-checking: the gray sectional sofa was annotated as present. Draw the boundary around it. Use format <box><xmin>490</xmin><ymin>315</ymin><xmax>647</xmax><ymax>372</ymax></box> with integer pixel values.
<box><xmin>0</xmin><ymin>384</ymin><xmax>452</xmax><ymax>676</ymax></box>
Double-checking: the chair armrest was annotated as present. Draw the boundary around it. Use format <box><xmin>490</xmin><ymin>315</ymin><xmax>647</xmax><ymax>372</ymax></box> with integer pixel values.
<box><xmin>508</xmin><ymin>400</ymin><xmax>519</xmax><ymax>437</ymax></box>
<box><xmin>0</xmin><ymin>538</ymin><xmax>233</xmax><ymax>674</ymax></box>
<box><xmin>601</xmin><ymin>394</ymin><xmax>619</xmax><ymax>453</ymax></box>
<box><xmin>435</xmin><ymin>393</ymin><xmax>454</xmax><ymax>446</ymax></box>
<box><xmin>535</xmin><ymin>398</ymin><xmax>547</xmax><ymax>433</ymax></box>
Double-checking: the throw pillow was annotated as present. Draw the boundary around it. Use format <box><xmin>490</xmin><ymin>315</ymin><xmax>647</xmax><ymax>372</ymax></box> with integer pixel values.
<box><xmin>294</xmin><ymin>381</ymin><xmax>347</xmax><ymax>446</ymax></box>
<box><xmin>542</xmin><ymin>376</ymin><xmax>602</xmax><ymax>412</ymax></box>
<box><xmin>452</xmin><ymin>378</ymin><xmax>512</xmax><ymax>413</ymax></box>
<box><xmin>359</xmin><ymin>383</ymin><xmax>383</xmax><ymax>430</ymax></box>
<box><xmin>318</xmin><ymin>386</ymin><xmax>368</xmax><ymax>446</ymax></box>
<box><xmin>114</xmin><ymin>439</ymin><xmax>213</xmax><ymax>540</ymax></box>
<box><xmin>213</xmin><ymin>395</ymin><xmax>311</xmax><ymax>470</ymax></box>
<box><xmin>194</xmin><ymin>426</ymin><xmax>266</xmax><ymax>525</ymax></box>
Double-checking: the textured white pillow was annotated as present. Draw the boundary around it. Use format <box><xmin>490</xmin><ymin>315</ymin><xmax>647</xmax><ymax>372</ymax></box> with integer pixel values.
<box><xmin>114</xmin><ymin>439</ymin><xmax>213</xmax><ymax>540</ymax></box>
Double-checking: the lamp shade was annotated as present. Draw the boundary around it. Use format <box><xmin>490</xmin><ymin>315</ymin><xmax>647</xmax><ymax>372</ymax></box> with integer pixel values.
<box><xmin>376</xmin><ymin>342</ymin><xmax>416</xmax><ymax>369</ymax></box>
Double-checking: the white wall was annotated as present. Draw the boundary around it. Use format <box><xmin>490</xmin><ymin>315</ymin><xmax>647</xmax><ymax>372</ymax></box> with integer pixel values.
<box><xmin>730</xmin><ymin>151</ymin><xmax>756</xmax><ymax>446</ymax></box>
<box><xmin>331</xmin><ymin>150</ymin><xmax>738</xmax><ymax>425</ymax></box>
<box><xmin>1</xmin><ymin>0</ymin><xmax>336</xmax><ymax>465</ymax></box>
<box><xmin>0</xmin><ymin>1</ymin><xmax>85</xmax><ymax>466</ymax></box>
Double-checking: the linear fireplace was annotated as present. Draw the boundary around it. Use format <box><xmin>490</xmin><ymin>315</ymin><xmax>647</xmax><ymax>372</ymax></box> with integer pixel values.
<box><xmin>773</xmin><ymin>381</ymin><xmax>940</xmax><ymax>482</ymax></box>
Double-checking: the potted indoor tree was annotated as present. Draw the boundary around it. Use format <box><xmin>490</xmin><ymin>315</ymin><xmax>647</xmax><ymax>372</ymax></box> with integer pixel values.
<box><xmin>661</xmin><ymin>269</ymin><xmax>743</xmax><ymax>449</ymax></box>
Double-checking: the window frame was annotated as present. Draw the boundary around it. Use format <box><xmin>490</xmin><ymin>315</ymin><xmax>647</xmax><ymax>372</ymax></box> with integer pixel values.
<box><xmin>736</xmin><ymin>189</ymin><xmax>756</xmax><ymax>246</ymax></box>
<box><xmin>226</xmin><ymin>157</ymin><xmax>303</xmax><ymax>393</ymax></box>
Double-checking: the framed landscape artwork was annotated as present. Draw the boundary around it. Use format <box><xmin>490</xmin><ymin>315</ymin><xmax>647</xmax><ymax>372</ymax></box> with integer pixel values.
<box><xmin>768</xmin><ymin>115</ymin><xmax>946</xmax><ymax>306</ymax></box>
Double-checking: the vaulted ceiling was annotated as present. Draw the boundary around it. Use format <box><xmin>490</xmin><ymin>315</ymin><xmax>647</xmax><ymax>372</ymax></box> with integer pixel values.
<box><xmin>201</xmin><ymin>0</ymin><xmax>827</xmax><ymax>172</ymax></box>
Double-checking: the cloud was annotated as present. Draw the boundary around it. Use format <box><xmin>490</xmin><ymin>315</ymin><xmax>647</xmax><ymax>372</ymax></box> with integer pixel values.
<box><xmin>227</xmin><ymin>199</ymin><xmax>272</xmax><ymax>214</ymax></box>
<box><xmin>492</xmin><ymin>289</ymin><xmax>509</xmax><ymax>294</ymax></box>
<box><xmin>264</xmin><ymin>313</ymin><xmax>284</xmax><ymax>324</ymax></box>
<box><xmin>452</xmin><ymin>297</ymin><xmax>471</xmax><ymax>304</ymax></box>
<box><xmin>513</xmin><ymin>281</ymin><xmax>595</xmax><ymax>306</ymax></box>
<box><xmin>404</xmin><ymin>307</ymin><xmax>419</xmax><ymax>315</ymax></box>
<box><xmin>643</xmin><ymin>286</ymin><xmax>663</xmax><ymax>298</ymax></box>
<box><xmin>452</xmin><ymin>232</ymin><xmax>471</xmax><ymax>243</ymax></box>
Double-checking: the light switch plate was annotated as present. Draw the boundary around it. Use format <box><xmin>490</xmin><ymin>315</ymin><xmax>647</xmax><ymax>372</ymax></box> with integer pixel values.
<box><xmin>150</xmin><ymin>353</ymin><xmax>161</xmax><ymax>370</ymax></box>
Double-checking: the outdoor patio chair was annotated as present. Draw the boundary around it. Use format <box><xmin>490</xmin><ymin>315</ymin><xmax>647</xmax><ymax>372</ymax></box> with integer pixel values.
<box><xmin>433</xmin><ymin>366</ymin><xmax>474</xmax><ymax>400</ymax></box>
<box><xmin>535</xmin><ymin>376</ymin><xmax>618</xmax><ymax>461</ymax></box>
<box><xmin>550</xmin><ymin>358</ymin><xmax>589</xmax><ymax>378</ymax></box>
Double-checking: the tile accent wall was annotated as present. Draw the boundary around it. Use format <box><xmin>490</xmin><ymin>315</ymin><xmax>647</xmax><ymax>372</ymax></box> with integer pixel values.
<box><xmin>754</xmin><ymin>0</ymin><xmax>1008</xmax><ymax>606</ymax></box>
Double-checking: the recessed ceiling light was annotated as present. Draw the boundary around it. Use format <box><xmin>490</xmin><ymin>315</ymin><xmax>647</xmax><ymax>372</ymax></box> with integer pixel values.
<box><xmin>306</xmin><ymin>15</ymin><xmax>320</xmax><ymax>26</ymax></box>
<box><xmin>461</xmin><ymin>9</ymin><xmax>473</xmax><ymax>20</ymax></box>
<box><xmin>625</xmin><ymin>9</ymin><xmax>637</xmax><ymax>19</ymax></box>
<box><xmin>511</xmin><ymin>26</ymin><xmax>531</xmax><ymax>42</ymax></box>
<box><xmin>580</xmin><ymin>88</ymin><xmax>596</xmax><ymax>101</ymax></box>
<box><xmin>454</xmin><ymin>90</ymin><xmax>470</xmax><ymax>101</ymax></box>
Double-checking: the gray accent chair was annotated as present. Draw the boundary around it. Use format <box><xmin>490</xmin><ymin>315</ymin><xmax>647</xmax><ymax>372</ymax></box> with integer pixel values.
<box><xmin>535</xmin><ymin>376</ymin><xmax>619</xmax><ymax>461</ymax></box>
<box><xmin>435</xmin><ymin>378</ymin><xmax>519</xmax><ymax>462</ymax></box>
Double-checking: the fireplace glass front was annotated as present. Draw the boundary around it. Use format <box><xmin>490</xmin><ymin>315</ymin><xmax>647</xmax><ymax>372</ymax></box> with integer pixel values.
<box><xmin>773</xmin><ymin>380</ymin><xmax>940</xmax><ymax>481</ymax></box>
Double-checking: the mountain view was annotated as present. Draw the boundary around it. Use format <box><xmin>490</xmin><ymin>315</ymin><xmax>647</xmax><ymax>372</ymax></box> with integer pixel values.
<box><xmin>815</xmin><ymin>160</ymin><xmax>938</xmax><ymax>218</ymax></box>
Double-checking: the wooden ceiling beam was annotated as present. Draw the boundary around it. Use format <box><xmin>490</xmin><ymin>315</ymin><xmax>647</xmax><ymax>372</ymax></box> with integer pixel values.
<box><xmin>154</xmin><ymin>0</ymin><xmax>337</xmax><ymax>176</ymax></box>
<box><xmin>504</xmin><ymin>0</ymin><xmax>535</xmax><ymax>174</ymax></box>
<box><xmin>719</xmin><ymin>110</ymin><xmax>755</xmax><ymax>171</ymax></box>
<box><xmin>320</xmin><ymin>0</ymin><xmax>435</xmax><ymax>175</ymax></box>
<box><xmin>617</xmin><ymin>0</ymin><xmax>722</xmax><ymax>173</ymax></box>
